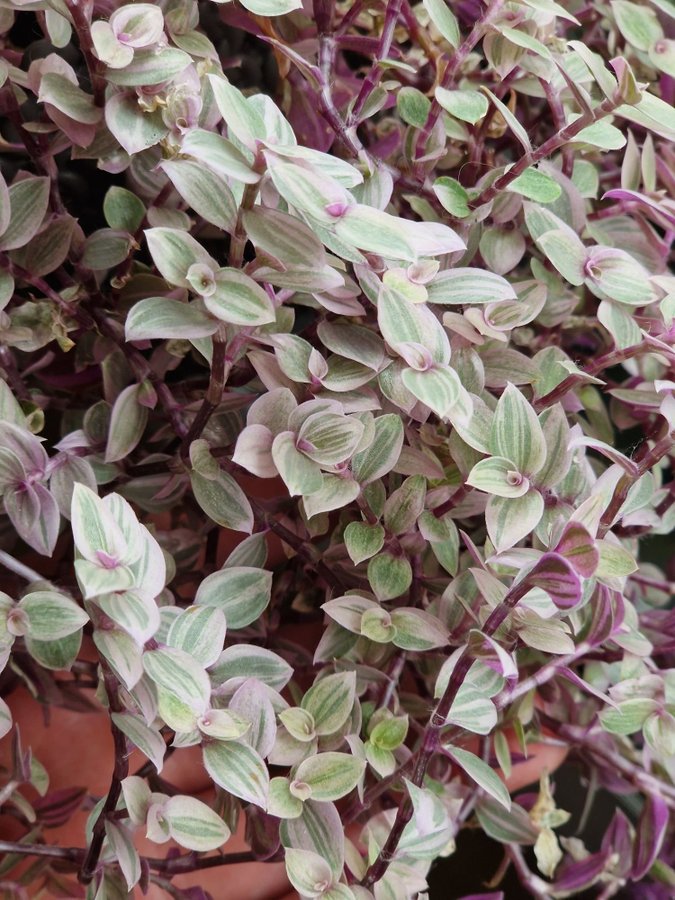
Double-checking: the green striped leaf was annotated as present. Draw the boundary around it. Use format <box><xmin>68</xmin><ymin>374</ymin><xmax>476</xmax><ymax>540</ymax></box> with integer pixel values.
<box><xmin>105</xmin><ymin>384</ymin><xmax>148</xmax><ymax>463</ymax></box>
<box><xmin>203</xmin><ymin>739</ymin><xmax>269</xmax><ymax>807</ymax></box>
<box><xmin>203</xmin><ymin>268</ymin><xmax>276</xmax><ymax>326</ymax></box>
<box><xmin>351</xmin><ymin>414</ymin><xmax>404</xmax><ymax>484</ymax></box>
<box><xmin>271</xmin><ymin>432</ymin><xmax>323</xmax><ymax>497</ymax></box>
<box><xmin>446</xmin><ymin>745</ymin><xmax>511</xmax><ymax>809</ymax></box>
<box><xmin>167</xmin><ymin>606</ymin><xmax>226</xmax><ymax>667</ymax></box>
<box><xmin>111</xmin><ymin>712</ymin><xmax>165</xmax><ymax>772</ymax></box>
<box><xmin>476</xmin><ymin>797</ymin><xmax>538</xmax><ymax>844</ymax></box>
<box><xmin>191</xmin><ymin>469</ymin><xmax>254</xmax><ymax>534</ymax></box>
<box><xmin>71</xmin><ymin>483</ymin><xmax>127</xmax><ymax>563</ymax></box>
<box><xmin>280</xmin><ymin>800</ymin><xmax>344</xmax><ymax>880</ymax></box>
<box><xmin>209</xmin><ymin>644</ymin><xmax>293</xmax><ymax>690</ymax></box>
<box><xmin>486</xmin><ymin>491</ymin><xmax>545</xmax><ymax>552</ymax></box>
<box><xmin>142</xmin><ymin>647</ymin><xmax>210</xmax><ymax>713</ymax></box>
<box><xmin>24</xmin><ymin>630</ymin><xmax>82</xmax><ymax>672</ymax></box>
<box><xmin>301</xmin><ymin>672</ymin><xmax>356</xmax><ymax>737</ymax></box>
<box><xmin>284</xmin><ymin>848</ymin><xmax>334</xmax><ymax>898</ymax></box>
<box><xmin>196</xmin><ymin>566</ymin><xmax>272</xmax><ymax>631</ymax></box>
<box><xmin>163</xmin><ymin>794</ymin><xmax>231</xmax><ymax>851</ymax></box>
<box><xmin>422</xmin><ymin>0</ymin><xmax>460</xmax><ymax>47</ymax></box>
<box><xmin>378</xmin><ymin>286</ymin><xmax>450</xmax><ymax>364</ymax></box>
<box><xmin>93</xmin><ymin>629</ymin><xmax>143</xmax><ymax>690</ymax></box>
<box><xmin>104</xmin><ymin>821</ymin><xmax>141</xmax><ymax>890</ymax></box>
<box><xmin>145</xmin><ymin>227</ymin><xmax>216</xmax><ymax>289</ymax></box>
<box><xmin>159</xmin><ymin>159</ymin><xmax>237</xmax><ymax>234</ymax></box>
<box><xmin>426</xmin><ymin>268</ymin><xmax>517</xmax><ymax>305</ymax></box>
<box><xmin>446</xmin><ymin>685</ymin><xmax>498</xmax><ymax>735</ymax></box>
<box><xmin>490</xmin><ymin>383</ymin><xmax>546</xmax><ymax>475</ymax></box>
<box><xmin>0</xmin><ymin>177</ymin><xmax>50</xmax><ymax>251</ymax></box>
<box><xmin>125</xmin><ymin>297</ymin><xmax>218</xmax><ymax>341</ymax></box>
<box><xmin>19</xmin><ymin>591</ymin><xmax>88</xmax><ymax>641</ymax></box>
<box><xmin>401</xmin><ymin>366</ymin><xmax>464</xmax><ymax>419</ymax></box>
<box><xmin>96</xmin><ymin>591</ymin><xmax>159</xmax><ymax>644</ymax></box>
<box><xmin>181</xmin><ymin>129</ymin><xmax>260</xmax><ymax>183</ymax></box>
<box><xmin>467</xmin><ymin>456</ymin><xmax>530</xmax><ymax>498</ymax></box>
<box><xmin>293</xmin><ymin>752</ymin><xmax>365</xmax><ymax>803</ymax></box>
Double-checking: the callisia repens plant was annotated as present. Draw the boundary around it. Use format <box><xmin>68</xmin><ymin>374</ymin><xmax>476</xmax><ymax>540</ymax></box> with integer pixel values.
<box><xmin>0</xmin><ymin>0</ymin><xmax>674</xmax><ymax>897</ymax></box>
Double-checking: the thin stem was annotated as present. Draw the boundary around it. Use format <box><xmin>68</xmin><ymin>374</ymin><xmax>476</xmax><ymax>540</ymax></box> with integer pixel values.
<box><xmin>506</xmin><ymin>845</ymin><xmax>550</xmax><ymax>899</ymax></box>
<box><xmin>64</xmin><ymin>0</ymin><xmax>106</xmax><ymax>106</ymax></box>
<box><xmin>249</xmin><ymin>497</ymin><xmax>348</xmax><ymax>593</ymax></box>
<box><xmin>413</xmin><ymin>0</ymin><xmax>505</xmax><ymax>167</ymax></box>
<box><xmin>432</xmin><ymin>483</ymin><xmax>472</xmax><ymax>518</ymax></box>
<box><xmin>471</xmin><ymin>92</ymin><xmax>622</xmax><ymax>208</ymax></box>
<box><xmin>362</xmin><ymin>575</ymin><xmax>533</xmax><ymax>887</ymax></box>
<box><xmin>541</xmin><ymin>715</ymin><xmax>675</xmax><ymax>808</ymax></box>
<box><xmin>0</xmin><ymin>551</ymin><xmax>43</xmax><ymax>584</ymax></box>
<box><xmin>78</xmin><ymin>674</ymin><xmax>129</xmax><ymax>884</ymax></box>
<box><xmin>541</xmin><ymin>77</ymin><xmax>574</xmax><ymax>178</ymax></box>
<box><xmin>0</xmin><ymin>840</ymin><xmax>257</xmax><ymax>873</ymax></box>
<box><xmin>0</xmin><ymin>841</ymin><xmax>83</xmax><ymax>863</ymax></box>
<box><xmin>532</xmin><ymin>342</ymin><xmax>655</xmax><ymax>411</ymax></box>
<box><xmin>497</xmin><ymin>642</ymin><xmax>594</xmax><ymax>708</ymax></box>
<box><xmin>599</xmin><ymin>434</ymin><xmax>674</xmax><ymax>536</ymax></box>
<box><xmin>348</xmin><ymin>0</ymin><xmax>403</xmax><ymax>126</ymax></box>
<box><xmin>180</xmin><ymin>182</ymin><xmax>259</xmax><ymax>455</ymax></box>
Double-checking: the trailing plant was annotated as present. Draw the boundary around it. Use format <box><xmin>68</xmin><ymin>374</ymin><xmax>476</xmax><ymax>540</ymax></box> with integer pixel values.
<box><xmin>0</xmin><ymin>0</ymin><xmax>674</xmax><ymax>898</ymax></box>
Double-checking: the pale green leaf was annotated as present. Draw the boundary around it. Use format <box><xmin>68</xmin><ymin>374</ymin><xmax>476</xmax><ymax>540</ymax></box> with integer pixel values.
<box><xmin>446</xmin><ymin>745</ymin><xmax>511</xmax><ymax>809</ymax></box>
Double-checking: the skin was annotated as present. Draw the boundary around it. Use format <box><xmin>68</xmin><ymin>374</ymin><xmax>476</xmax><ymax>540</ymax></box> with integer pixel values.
<box><xmin>0</xmin><ymin>480</ymin><xmax>568</xmax><ymax>897</ymax></box>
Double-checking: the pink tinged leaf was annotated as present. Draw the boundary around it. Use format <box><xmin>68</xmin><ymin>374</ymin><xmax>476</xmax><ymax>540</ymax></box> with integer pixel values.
<box><xmin>527</xmin><ymin>552</ymin><xmax>582</xmax><ymax>610</ymax></box>
<box><xmin>554</xmin><ymin>521</ymin><xmax>600</xmax><ymax>577</ymax></box>
<box><xmin>5</xmin><ymin>483</ymin><xmax>40</xmax><ymax>537</ymax></box>
<box><xmin>105</xmin><ymin>92</ymin><xmax>168</xmax><ymax>156</ymax></box>
<box><xmin>109</xmin><ymin>3</ymin><xmax>165</xmax><ymax>48</ymax></box>
<box><xmin>469</xmin><ymin>631</ymin><xmax>518</xmax><ymax>681</ymax></box>
<box><xmin>0</xmin><ymin>421</ymin><xmax>49</xmax><ymax>476</ymax></box>
<box><xmin>44</xmin><ymin>104</ymin><xmax>99</xmax><ymax>148</ymax></box>
<box><xmin>230</xmin><ymin>678</ymin><xmax>277</xmax><ymax>759</ymax></box>
<box><xmin>0</xmin><ymin>168</ymin><xmax>10</xmax><ymax>237</ymax></box>
<box><xmin>558</xmin><ymin>668</ymin><xmax>618</xmax><ymax>708</ymax></box>
<box><xmin>551</xmin><ymin>850</ymin><xmax>611</xmax><ymax>894</ymax></box>
<box><xmin>603</xmin><ymin>188</ymin><xmax>675</xmax><ymax>231</ymax></box>
<box><xmin>91</xmin><ymin>21</ymin><xmax>134</xmax><ymax>68</ymax></box>
<box><xmin>632</xmin><ymin>794</ymin><xmax>669</xmax><ymax>880</ymax></box>
<box><xmin>587</xmin><ymin>585</ymin><xmax>624</xmax><ymax>645</ymax></box>
<box><xmin>602</xmin><ymin>810</ymin><xmax>633</xmax><ymax>878</ymax></box>
<box><xmin>458</xmin><ymin>895</ymin><xmax>504</xmax><ymax>900</ymax></box>
<box><xmin>233</xmin><ymin>424</ymin><xmax>277</xmax><ymax>478</ymax></box>
<box><xmin>0</xmin><ymin>177</ymin><xmax>50</xmax><ymax>251</ymax></box>
<box><xmin>0</xmin><ymin>448</ymin><xmax>27</xmax><ymax>491</ymax></box>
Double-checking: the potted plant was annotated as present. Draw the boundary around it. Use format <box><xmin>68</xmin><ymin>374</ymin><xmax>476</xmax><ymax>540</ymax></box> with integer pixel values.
<box><xmin>0</xmin><ymin>0</ymin><xmax>674</xmax><ymax>898</ymax></box>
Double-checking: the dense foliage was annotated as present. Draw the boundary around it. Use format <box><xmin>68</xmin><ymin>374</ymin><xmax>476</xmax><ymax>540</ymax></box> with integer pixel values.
<box><xmin>0</xmin><ymin>0</ymin><xmax>675</xmax><ymax>897</ymax></box>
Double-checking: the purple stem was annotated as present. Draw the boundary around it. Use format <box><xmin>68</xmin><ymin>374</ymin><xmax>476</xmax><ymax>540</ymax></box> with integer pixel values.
<box><xmin>361</xmin><ymin>576</ymin><xmax>533</xmax><ymax>887</ymax></box>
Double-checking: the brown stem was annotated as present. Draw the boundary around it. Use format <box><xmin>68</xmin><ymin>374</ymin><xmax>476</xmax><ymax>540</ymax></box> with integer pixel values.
<box><xmin>413</xmin><ymin>0</ymin><xmax>505</xmax><ymax>167</ymax></box>
<box><xmin>532</xmin><ymin>341</ymin><xmax>671</xmax><ymax>412</ymax></box>
<box><xmin>362</xmin><ymin>576</ymin><xmax>532</xmax><ymax>887</ymax></box>
<box><xmin>506</xmin><ymin>845</ymin><xmax>550</xmax><ymax>899</ymax></box>
<box><xmin>598</xmin><ymin>434</ymin><xmax>674</xmax><ymax>536</ymax></box>
<box><xmin>65</xmin><ymin>0</ymin><xmax>107</xmax><ymax>106</ymax></box>
<box><xmin>348</xmin><ymin>0</ymin><xmax>403</xmax><ymax>126</ymax></box>
<box><xmin>78</xmin><ymin>673</ymin><xmax>129</xmax><ymax>884</ymax></box>
<box><xmin>432</xmin><ymin>482</ymin><xmax>472</xmax><ymax>518</ymax></box>
<box><xmin>180</xmin><ymin>183</ymin><xmax>259</xmax><ymax>455</ymax></box>
<box><xmin>471</xmin><ymin>92</ymin><xmax>621</xmax><ymax>208</ymax></box>
<box><xmin>0</xmin><ymin>841</ymin><xmax>83</xmax><ymax>863</ymax></box>
<box><xmin>0</xmin><ymin>840</ymin><xmax>258</xmax><ymax>874</ymax></box>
